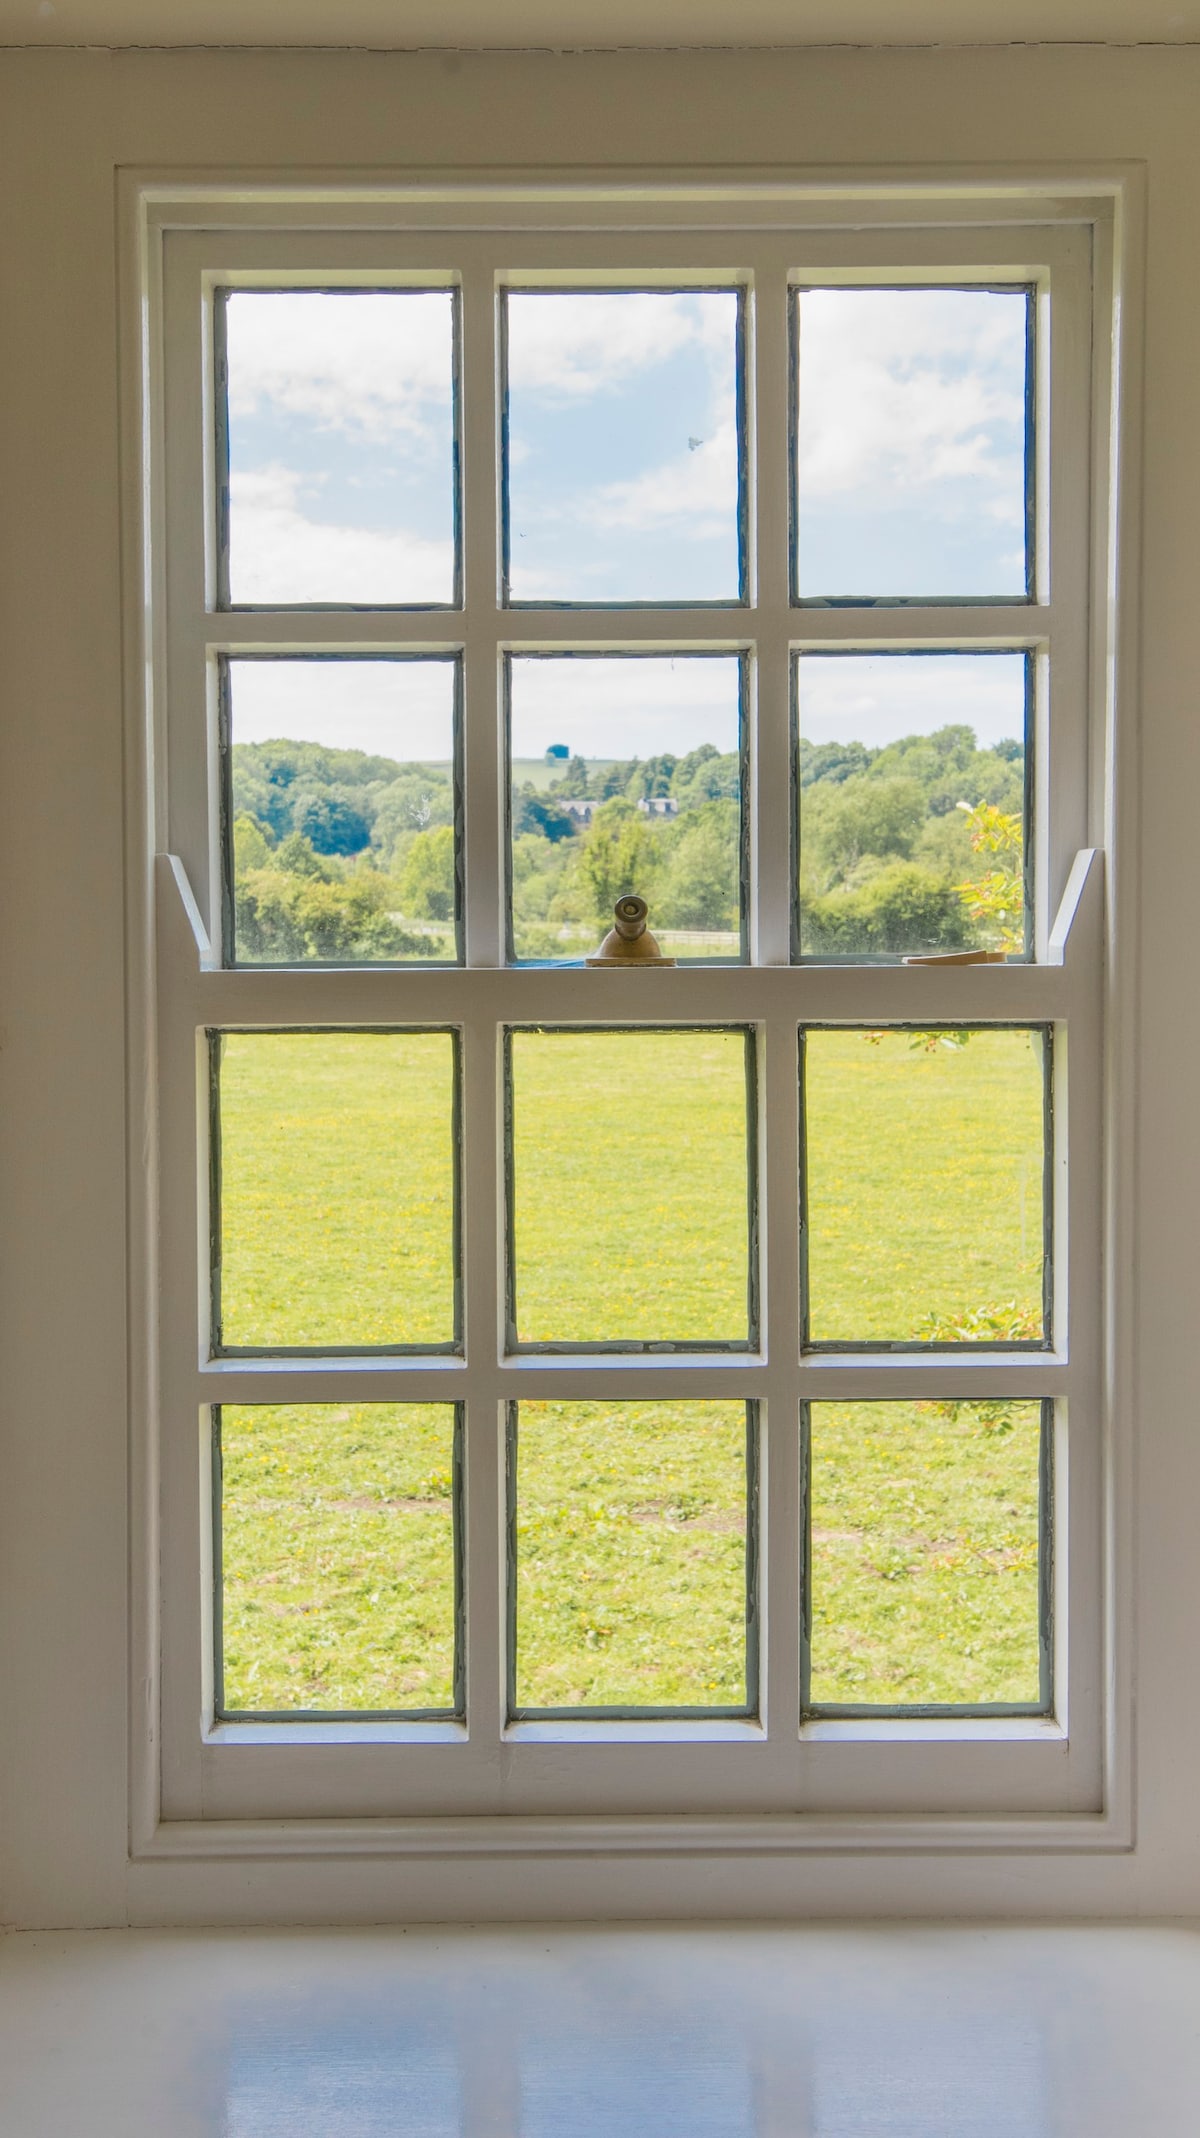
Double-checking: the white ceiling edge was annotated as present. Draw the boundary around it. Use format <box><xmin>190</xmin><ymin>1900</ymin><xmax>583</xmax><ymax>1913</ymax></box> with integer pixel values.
<box><xmin>2</xmin><ymin>0</ymin><xmax>1199</xmax><ymax>52</ymax></box>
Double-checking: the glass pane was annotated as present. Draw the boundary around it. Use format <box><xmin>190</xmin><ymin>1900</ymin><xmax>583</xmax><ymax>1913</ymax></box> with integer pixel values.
<box><xmin>508</xmin><ymin>654</ymin><xmax>742</xmax><ymax>963</ymax></box>
<box><xmin>221</xmin><ymin>289</ymin><xmax>457</xmax><ymax>606</ymax></box>
<box><xmin>504</xmin><ymin>290</ymin><xmax>742</xmax><ymax>603</ymax></box>
<box><xmin>225</xmin><ymin>658</ymin><xmax>458</xmax><ymax>965</ymax></box>
<box><xmin>216</xmin><ymin>1031</ymin><xmax>457</xmax><ymax>1351</ymax></box>
<box><xmin>218</xmin><ymin>1402</ymin><xmax>459</xmax><ymax>1714</ymax></box>
<box><xmin>512</xmin><ymin>1400</ymin><xmax>753</xmax><ymax>1712</ymax></box>
<box><xmin>807</xmin><ymin>1399</ymin><xmax>1045</xmax><ymax>1707</ymax></box>
<box><xmin>803</xmin><ymin>1026</ymin><xmax>1046</xmax><ymax>1345</ymax></box>
<box><xmin>509</xmin><ymin>1028</ymin><xmax>753</xmax><ymax>1348</ymax></box>
<box><xmin>795</xmin><ymin>286</ymin><xmax>1030</xmax><ymax>599</ymax></box>
<box><xmin>796</xmin><ymin>651</ymin><xmax>1027</xmax><ymax>960</ymax></box>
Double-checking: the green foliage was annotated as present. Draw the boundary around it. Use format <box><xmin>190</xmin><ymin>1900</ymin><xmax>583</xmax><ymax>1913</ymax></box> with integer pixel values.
<box><xmin>295</xmin><ymin>791</ymin><xmax>371</xmax><ymax>856</ymax></box>
<box><xmin>797</xmin><ymin>722</ymin><xmax>1025</xmax><ymax>958</ymax></box>
<box><xmin>512</xmin><ymin>785</ymin><xmax>575</xmax><ymax>842</ymax></box>
<box><xmin>236</xmin><ymin>866</ymin><xmax>436</xmax><ymax>962</ymax></box>
<box><xmin>398</xmin><ymin>824</ymin><xmax>456</xmax><ymax>922</ymax></box>
<box><xmin>804</xmin><ymin>861</ymin><xmax>973</xmax><ymax>955</ymax></box>
<box><xmin>808</xmin><ymin>774</ymin><xmax>928</xmax><ymax>876</ymax></box>
<box><xmin>369</xmin><ymin>769</ymin><xmax>454</xmax><ymax>866</ymax></box>
<box><xmin>657</xmin><ymin>798</ymin><xmax>739</xmax><ymax>931</ymax></box>
<box><xmin>232</xmin><ymin>812</ymin><xmax>272</xmax><ymax>873</ymax></box>
<box><xmin>956</xmin><ymin>800</ymin><xmax>1025</xmax><ymax>952</ymax></box>
<box><xmin>916</xmin><ymin>1299</ymin><xmax>1045</xmax><ymax>1432</ymax></box>
<box><xmin>799</xmin><ymin>737</ymin><xmax>873</xmax><ymax>787</ymax></box>
<box><xmin>230</xmin><ymin>737</ymin><xmax>455</xmax><ymax>872</ymax></box>
<box><xmin>575</xmin><ymin>798</ymin><xmax>662</xmax><ymax>922</ymax></box>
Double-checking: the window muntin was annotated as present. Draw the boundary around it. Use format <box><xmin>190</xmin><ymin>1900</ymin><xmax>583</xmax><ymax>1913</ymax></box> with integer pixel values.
<box><xmin>150</xmin><ymin>204</ymin><xmax>1105</xmax><ymax>1829</ymax></box>
<box><xmin>217</xmin><ymin>286</ymin><xmax>462</xmax><ymax>609</ymax></box>
<box><xmin>505</xmin><ymin>651</ymin><xmax>748</xmax><ymax>966</ymax></box>
<box><xmin>220</xmin><ymin>654</ymin><xmax>463</xmax><ymax>967</ymax></box>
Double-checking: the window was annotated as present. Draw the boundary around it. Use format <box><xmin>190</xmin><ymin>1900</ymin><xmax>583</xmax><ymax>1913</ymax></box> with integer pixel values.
<box><xmin>142</xmin><ymin>188</ymin><xmax>1112</xmax><ymax>1840</ymax></box>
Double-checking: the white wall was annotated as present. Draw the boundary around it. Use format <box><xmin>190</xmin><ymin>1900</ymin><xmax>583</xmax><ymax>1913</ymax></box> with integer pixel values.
<box><xmin>0</xmin><ymin>43</ymin><xmax>1194</xmax><ymax>1927</ymax></box>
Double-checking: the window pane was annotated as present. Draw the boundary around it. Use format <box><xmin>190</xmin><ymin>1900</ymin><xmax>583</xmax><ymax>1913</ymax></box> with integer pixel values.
<box><xmin>224</xmin><ymin>657</ymin><xmax>458</xmax><ymax>965</ymax></box>
<box><xmin>794</xmin><ymin>286</ymin><xmax>1030</xmax><ymax>600</ymax></box>
<box><xmin>796</xmin><ymin>651</ymin><xmax>1028</xmax><ymax>961</ymax></box>
<box><xmin>511</xmin><ymin>1400</ymin><xmax>754</xmax><ymax>1712</ymax></box>
<box><xmin>509</xmin><ymin>1028</ymin><xmax>754</xmax><ymax>1348</ymax></box>
<box><xmin>221</xmin><ymin>289</ymin><xmax>457</xmax><ymax>606</ymax></box>
<box><xmin>504</xmin><ymin>290</ymin><xmax>743</xmax><ymax>603</ymax></box>
<box><xmin>803</xmin><ymin>1027</ymin><xmax>1047</xmax><ymax>1346</ymax></box>
<box><xmin>217</xmin><ymin>1403</ymin><xmax>459</xmax><ymax>1715</ymax></box>
<box><xmin>508</xmin><ymin>654</ymin><xmax>743</xmax><ymax>963</ymax></box>
<box><xmin>215</xmin><ymin>1031</ymin><xmax>457</xmax><ymax>1351</ymax></box>
<box><xmin>807</xmin><ymin>1400</ymin><xmax>1046</xmax><ymax>1708</ymax></box>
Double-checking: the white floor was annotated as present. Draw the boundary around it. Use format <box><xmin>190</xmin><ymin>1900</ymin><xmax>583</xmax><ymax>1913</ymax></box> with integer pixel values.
<box><xmin>2</xmin><ymin>1923</ymin><xmax>1199</xmax><ymax>2134</ymax></box>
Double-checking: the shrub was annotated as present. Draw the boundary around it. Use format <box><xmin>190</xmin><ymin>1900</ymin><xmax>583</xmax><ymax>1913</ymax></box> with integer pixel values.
<box><xmin>804</xmin><ymin>861</ymin><xmax>973</xmax><ymax>956</ymax></box>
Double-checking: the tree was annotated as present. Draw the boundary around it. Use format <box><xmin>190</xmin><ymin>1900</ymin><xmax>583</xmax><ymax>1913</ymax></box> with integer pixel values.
<box><xmin>808</xmin><ymin>774</ymin><xmax>927</xmax><ymax>879</ymax></box>
<box><xmin>658</xmin><ymin>800</ymin><xmax>738</xmax><ymax>930</ymax></box>
<box><xmin>575</xmin><ymin>798</ymin><xmax>660</xmax><ymax>921</ymax></box>
<box><xmin>956</xmin><ymin>801</ymin><xmax>1024</xmax><ymax>951</ymax></box>
<box><xmin>295</xmin><ymin>791</ymin><xmax>371</xmax><ymax>856</ymax></box>
<box><xmin>512</xmin><ymin>785</ymin><xmax>576</xmax><ymax>842</ymax></box>
<box><xmin>235</xmin><ymin>868</ymin><xmax>433</xmax><ymax>961</ymax></box>
<box><xmin>232</xmin><ymin>812</ymin><xmax>272</xmax><ymax>873</ymax></box>
<box><xmin>399</xmin><ymin>824</ymin><xmax>456</xmax><ymax>922</ymax></box>
<box><xmin>804</xmin><ymin>861</ymin><xmax>972</xmax><ymax>955</ymax></box>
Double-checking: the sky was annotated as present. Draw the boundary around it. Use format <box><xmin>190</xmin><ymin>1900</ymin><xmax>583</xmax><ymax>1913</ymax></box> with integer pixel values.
<box><xmin>228</xmin><ymin>657</ymin><xmax>455</xmax><ymax>761</ymax></box>
<box><xmin>224</xmin><ymin>282</ymin><xmax>1030</xmax><ymax>755</ymax></box>
<box><xmin>797</xmin><ymin>651</ymin><xmax>1026</xmax><ymax>753</ymax></box>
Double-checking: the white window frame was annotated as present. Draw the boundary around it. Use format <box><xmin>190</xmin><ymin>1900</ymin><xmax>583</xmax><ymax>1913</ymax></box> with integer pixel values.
<box><xmin>125</xmin><ymin>177</ymin><xmax>1131</xmax><ymax>1861</ymax></box>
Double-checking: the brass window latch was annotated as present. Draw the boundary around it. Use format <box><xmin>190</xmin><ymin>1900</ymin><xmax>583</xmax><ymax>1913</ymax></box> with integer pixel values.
<box><xmin>586</xmin><ymin>895</ymin><xmax>676</xmax><ymax>968</ymax></box>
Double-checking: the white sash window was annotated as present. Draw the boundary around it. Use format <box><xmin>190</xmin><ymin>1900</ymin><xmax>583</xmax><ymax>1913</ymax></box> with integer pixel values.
<box><xmin>132</xmin><ymin>183</ymin><xmax>1123</xmax><ymax>1854</ymax></box>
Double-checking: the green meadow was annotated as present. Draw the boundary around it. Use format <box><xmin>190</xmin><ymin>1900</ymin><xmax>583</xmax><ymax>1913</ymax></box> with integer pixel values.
<box><xmin>217</xmin><ymin>1027</ymin><xmax>1046</xmax><ymax>1717</ymax></box>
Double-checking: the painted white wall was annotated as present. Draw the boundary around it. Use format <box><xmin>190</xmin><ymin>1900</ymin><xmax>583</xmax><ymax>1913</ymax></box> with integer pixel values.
<box><xmin>0</xmin><ymin>43</ymin><xmax>1193</xmax><ymax>1927</ymax></box>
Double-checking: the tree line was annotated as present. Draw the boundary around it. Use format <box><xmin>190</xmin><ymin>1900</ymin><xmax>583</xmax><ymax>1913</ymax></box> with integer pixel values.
<box><xmin>228</xmin><ymin>721</ymin><xmax>1023</xmax><ymax>961</ymax></box>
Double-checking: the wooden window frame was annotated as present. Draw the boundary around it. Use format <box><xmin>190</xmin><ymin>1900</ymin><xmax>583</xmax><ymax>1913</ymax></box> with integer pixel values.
<box><xmin>126</xmin><ymin>178</ymin><xmax>1130</xmax><ymax>1861</ymax></box>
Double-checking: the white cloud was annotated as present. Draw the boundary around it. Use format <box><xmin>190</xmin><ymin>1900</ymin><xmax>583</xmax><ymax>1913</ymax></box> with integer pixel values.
<box><xmin>797</xmin><ymin>288</ymin><xmax>1026</xmax><ymax>513</ymax></box>
<box><xmin>506</xmin><ymin>290</ymin><xmax>735</xmax><ymax>398</ymax></box>
<box><xmin>230</xmin><ymin>655</ymin><xmax>455</xmax><ymax>761</ymax></box>
<box><xmin>510</xmin><ymin>655</ymin><xmax>740</xmax><ymax>761</ymax></box>
<box><xmin>228</xmin><ymin>467</ymin><xmax>453</xmax><ymax>606</ymax></box>
<box><xmin>798</xmin><ymin>652</ymin><xmax>1026</xmax><ymax>752</ymax></box>
<box><xmin>587</xmin><ymin>411</ymin><xmax>738</xmax><ymax>537</ymax></box>
<box><xmin>225</xmin><ymin>290</ymin><xmax>453</xmax><ymax>440</ymax></box>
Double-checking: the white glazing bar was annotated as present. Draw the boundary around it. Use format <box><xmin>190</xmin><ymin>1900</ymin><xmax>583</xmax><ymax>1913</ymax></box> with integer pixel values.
<box><xmin>460</xmin><ymin>260</ymin><xmax>504</xmax><ymax>969</ymax></box>
<box><xmin>751</xmin><ymin>264</ymin><xmax>794</xmax><ymax>967</ymax></box>
<box><xmin>192</xmin><ymin>1354</ymin><xmax>1066</xmax><ymax>1406</ymax></box>
<box><xmin>461</xmin><ymin>1014</ymin><xmax>506</xmax><ymax>1742</ymax></box>
<box><xmin>191</xmin><ymin>604</ymin><xmax>1056</xmax><ymax>656</ymax></box>
<box><xmin>761</xmin><ymin>1014</ymin><xmax>803</xmax><ymax>1742</ymax></box>
<box><xmin>183</xmin><ymin>957</ymin><xmax>1074</xmax><ymax>1028</ymax></box>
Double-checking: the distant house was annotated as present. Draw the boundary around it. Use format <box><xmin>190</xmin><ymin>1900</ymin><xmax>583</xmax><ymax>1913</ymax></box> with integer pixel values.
<box><xmin>559</xmin><ymin>797</ymin><xmax>595</xmax><ymax>825</ymax></box>
<box><xmin>637</xmin><ymin>796</ymin><xmax>679</xmax><ymax>818</ymax></box>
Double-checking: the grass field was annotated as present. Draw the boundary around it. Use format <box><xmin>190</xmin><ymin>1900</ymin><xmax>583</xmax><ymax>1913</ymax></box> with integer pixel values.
<box><xmin>216</xmin><ymin>1026</ymin><xmax>1047</xmax><ymax>1715</ymax></box>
